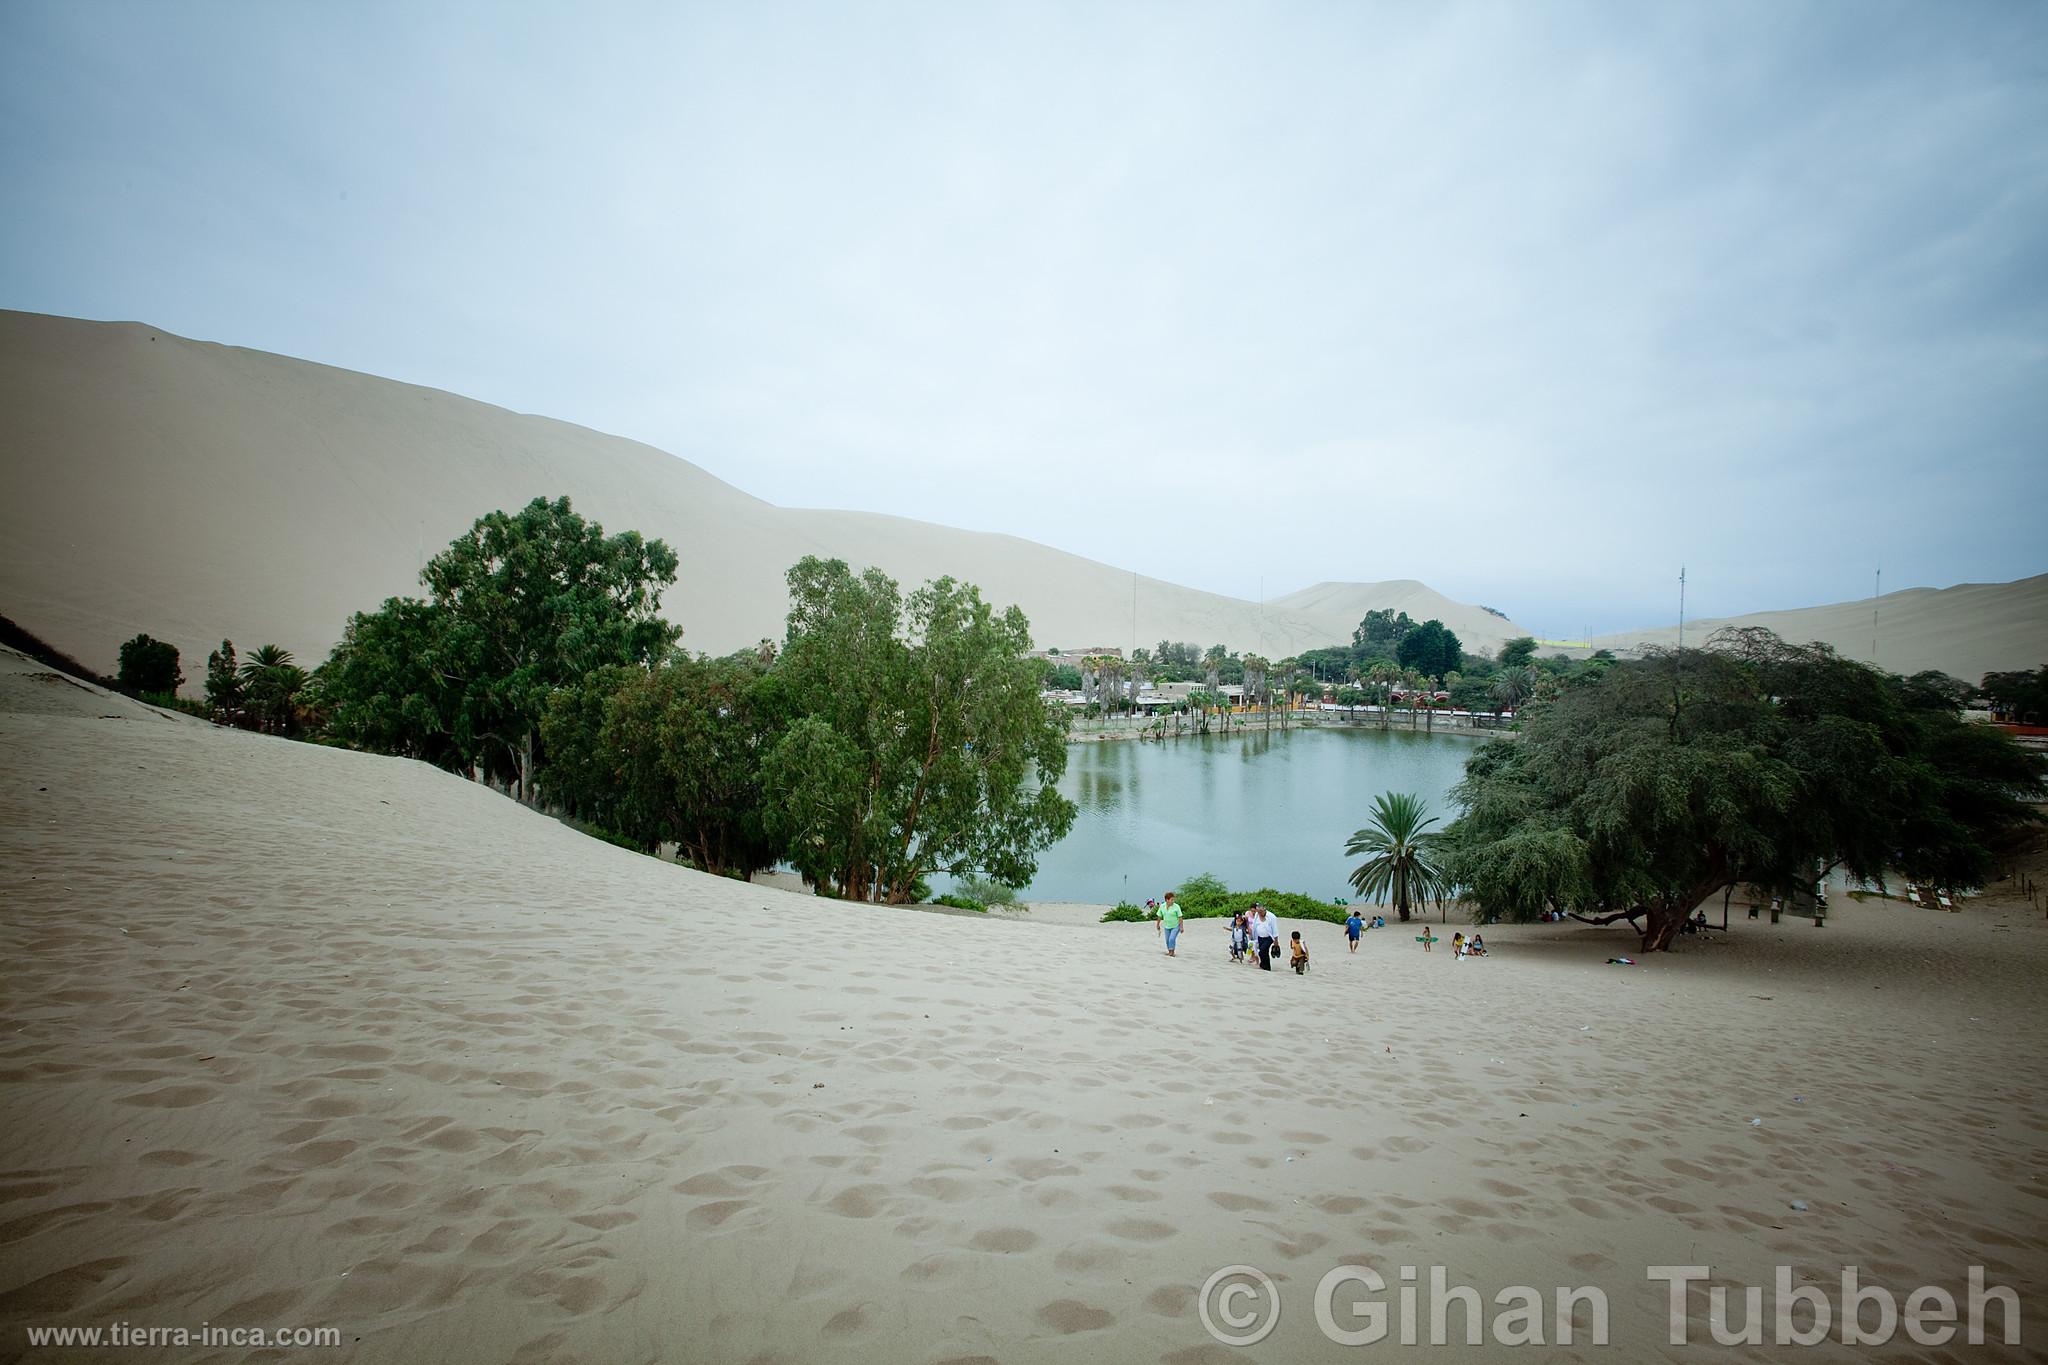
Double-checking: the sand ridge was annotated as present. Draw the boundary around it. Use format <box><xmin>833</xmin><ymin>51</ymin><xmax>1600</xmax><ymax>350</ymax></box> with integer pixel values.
<box><xmin>1</xmin><ymin>649</ymin><xmax>2045</xmax><ymax>1361</ymax></box>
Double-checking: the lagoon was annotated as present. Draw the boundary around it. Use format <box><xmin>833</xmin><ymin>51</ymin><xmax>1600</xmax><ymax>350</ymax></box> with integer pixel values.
<box><xmin>1018</xmin><ymin>726</ymin><xmax>1484</xmax><ymax>905</ymax></box>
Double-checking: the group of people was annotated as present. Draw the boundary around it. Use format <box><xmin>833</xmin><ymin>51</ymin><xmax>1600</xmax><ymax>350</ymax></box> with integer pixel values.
<box><xmin>1410</xmin><ymin>928</ymin><xmax>1488</xmax><ymax>957</ymax></box>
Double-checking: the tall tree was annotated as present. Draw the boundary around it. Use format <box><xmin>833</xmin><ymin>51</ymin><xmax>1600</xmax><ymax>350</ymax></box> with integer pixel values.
<box><xmin>321</xmin><ymin>598</ymin><xmax>463</xmax><ymax>766</ymax></box>
<box><xmin>203</xmin><ymin>640</ymin><xmax>243</xmax><ymax>724</ymax></box>
<box><xmin>1353</xmin><ymin>609</ymin><xmax>1414</xmax><ymax>658</ymax></box>
<box><xmin>116</xmin><ymin>634</ymin><xmax>181</xmax><ymax>697</ymax></box>
<box><xmin>424</xmin><ymin>496</ymin><xmax>679</xmax><ymax>799</ymax></box>
<box><xmin>765</xmin><ymin>557</ymin><xmax>1076</xmax><ymax>903</ymax></box>
<box><xmin>1346</xmin><ymin>792</ymin><xmax>1449</xmax><ymax>922</ymax></box>
<box><xmin>1443</xmin><ymin>630</ymin><xmax>2046</xmax><ymax>952</ymax></box>
<box><xmin>541</xmin><ymin>655</ymin><xmax>789</xmax><ymax>875</ymax></box>
<box><xmin>1396</xmin><ymin>618</ymin><xmax>1462</xmax><ymax>681</ymax></box>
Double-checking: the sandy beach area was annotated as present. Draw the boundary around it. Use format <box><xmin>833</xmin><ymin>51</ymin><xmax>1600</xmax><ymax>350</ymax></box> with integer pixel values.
<box><xmin>3</xmin><ymin>646</ymin><xmax>2044</xmax><ymax>1362</ymax></box>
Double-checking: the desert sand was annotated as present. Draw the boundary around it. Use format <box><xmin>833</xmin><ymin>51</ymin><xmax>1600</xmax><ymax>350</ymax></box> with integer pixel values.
<box><xmin>1586</xmin><ymin>573</ymin><xmax>2048</xmax><ymax>688</ymax></box>
<box><xmin>3</xmin><ymin>645</ymin><xmax>2044</xmax><ymax>1362</ymax></box>
<box><xmin>0</xmin><ymin>312</ymin><xmax>1534</xmax><ymax>682</ymax></box>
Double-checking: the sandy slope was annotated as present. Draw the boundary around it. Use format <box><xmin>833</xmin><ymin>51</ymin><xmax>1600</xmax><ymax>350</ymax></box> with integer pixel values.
<box><xmin>1586</xmin><ymin>574</ymin><xmax>2048</xmax><ymax>686</ymax></box>
<box><xmin>2</xmin><ymin>647</ymin><xmax>2043</xmax><ymax>1363</ymax></box>
<box><xmin>0</xmin><ymin>312</ymin><xmax>1533</xmax><ymax>681</ymax></box>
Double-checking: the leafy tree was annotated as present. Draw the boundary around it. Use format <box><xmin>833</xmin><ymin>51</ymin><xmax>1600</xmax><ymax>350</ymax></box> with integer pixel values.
<box><xmin>1396</xmin><ymin>618</ymin><xmax>1462</xmax><ymax>681</ymax></box>
<box><xmin>1346</xmin><ymin>792</ymin><xmax>1449</xmax><ymax>922</ymax></box>
<box><xmin>116</xmin><ymin>634</ymin><xmax>182</xmax><ymax>697</ymax></box>
<box><xmin>321</xmin><ymin>598</ymin><xmax>464</xmax><ymax>766</ymax></box>
<box><xmin>1353</xmin><ymin>609</ymin><xmax>1414</xmax><ymax>657</ymax></box>
<box><xmin>764</xmin><ymin>557</ymin><xmax>1076</xmax><ymax>903</ymax></box>
<box><xmin>424</xmin><ymin>497</ymin><xmax>679</xmax><ymax>798</ymax></box>
<box><xmin>1982</xmin><ymin>666</ymin><xmax>2048</xmax><ymax>723</ymax></box>
<box><xmin>1498</xmin><ymin>636</ymin><xmax>1538</xmax><ymax>668</ymax></box>
<box><xmin>1334</xmin><ymin>684</ymin><xmax>1365</xmax><ymax>717</ymax></box>
<box><xmin>542</xmin><ymin>655</ymin><xmax>788</xmax><ymax>875</ymax></box>
<box><xmin>1443</xmin><ymin>630</ymin><xmax>2046</xmax><ymax>953</ymax></box>
<box><xmin>1046</xmin><ymin>664</ymin><xmax>1082</xmax><ymax>690</ymax></box>
<box><xmin>204</xmin><ymin>640</ymin><xmax>243</xmax><ymax>723</ymax></box>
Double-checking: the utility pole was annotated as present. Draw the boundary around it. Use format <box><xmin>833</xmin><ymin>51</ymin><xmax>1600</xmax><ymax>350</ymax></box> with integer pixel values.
<box><xmin>1872</xmin><ymin>568</ymin><xmax>1880</xmax><ymax>664</ymax></box>
<box><xmin>1677</xmin><ymin>566</ymin><xmax>1686</xmax><ymax>651</ymax></box>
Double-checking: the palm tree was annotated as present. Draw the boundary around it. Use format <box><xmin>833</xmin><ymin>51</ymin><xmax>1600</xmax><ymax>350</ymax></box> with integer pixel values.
<box><xmin>240</xmin><ymin>645</ymin><xmax>302</xmax><ymax>733</ymax></box>
<box><xmin>1346</xmin><ymin>791</ymin><xmax>1448</xmax><ymax>922</ymax></box>
<box><xmin>1490</xmin><ymin>666</ymin><xmax>1535</xmax><ymax>716</ymax></box>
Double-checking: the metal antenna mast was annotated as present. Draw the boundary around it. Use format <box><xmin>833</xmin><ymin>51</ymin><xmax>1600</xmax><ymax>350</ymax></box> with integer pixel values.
<box><xmin>1872</xmin><ymin>568</ymin><xmax>1880</xmax><ymax>663</ymax></box>
<box><xmin>1678</xmin><ymin>566</ymin><xmax>1686</xmax><ymax>651</ymax></box>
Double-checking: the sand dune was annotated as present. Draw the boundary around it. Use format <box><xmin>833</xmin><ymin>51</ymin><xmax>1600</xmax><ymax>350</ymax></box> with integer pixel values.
<box><xmin>1587</xmin><ymin>574</ymin><xmax>2048</xmax><ymax>685</ymax></box>
<box><xmin>2</xmin><ymin>645</ymin><xmax>2043</xmax><ymax>1361</ymax></box>
<box><xmin>0</xmin><ymin>312</ymin><xmax>1533</xmax><ymax>683</ymax></box>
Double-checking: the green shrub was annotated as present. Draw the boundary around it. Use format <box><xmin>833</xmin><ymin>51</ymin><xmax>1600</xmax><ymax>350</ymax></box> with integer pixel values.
<box><xmin>929</xmin><ymin>894</ymin><xmax>988</xmax><ymax>912</ymax></box>
<box><xmin>954</xmin><ymin>875</ymin><xmax>1020</xmax><ymax>907</ymax></box>
<box><xmin>1102</xmin><ymin>881</ymin><xmax>1353</xmax><ymax>925</ymax></box>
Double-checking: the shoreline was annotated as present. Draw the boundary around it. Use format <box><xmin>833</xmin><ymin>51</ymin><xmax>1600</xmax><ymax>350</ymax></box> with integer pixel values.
<box><xmin>1064</xmin><ymin>711</ymin><xmax>1513</xmax><ymax>744</ymax></box>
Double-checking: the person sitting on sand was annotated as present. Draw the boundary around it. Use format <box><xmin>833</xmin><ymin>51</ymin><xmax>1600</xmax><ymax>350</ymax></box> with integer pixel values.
<box><xmin>1345</xmin><ymin>909</ymin><xmax>1363</xmax><ymax>953</ymax></box>
<box><xmin>1371</xmin><ymin>915</ymin><xmax>1387</xmax><ymax>930</ymax></box>
<box><xmin>1289</xmin><ymin>930</ymin><xmax>1309</xmax><ymax>974</ymax></box>
<box><xmin>1467</xmin><ymin>933</ymin><xmax>1487</xmax><ymax>958</ymax></box>
<box><xmin>1417</xmin><ymin>927</ymin><xmax>1437</xmax><ymax>952</ymax></box>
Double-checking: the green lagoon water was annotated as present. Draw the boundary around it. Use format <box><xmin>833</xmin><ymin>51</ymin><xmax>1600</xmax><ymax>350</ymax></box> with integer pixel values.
<box><xmin>1018</xmin><ymin>725</ymin><xmax>1483</xmax><ymax>905</ymax></box>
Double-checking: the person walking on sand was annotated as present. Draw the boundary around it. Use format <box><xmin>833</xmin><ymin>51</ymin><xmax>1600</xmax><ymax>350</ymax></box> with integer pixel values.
<box><xmin>1156</xmin><ymin>891</ymin><xmax>1184</xmax><ymax>957</ymax></box>
<box><xmin>1251</xmin><ymin>903</ymin><xmax>1279</xmax><ymax>971</ymax></box>
<box><xmin>1345</xmin><ymin>908</ymin><xmax>1364</xmax><ymax>954</ymax></box>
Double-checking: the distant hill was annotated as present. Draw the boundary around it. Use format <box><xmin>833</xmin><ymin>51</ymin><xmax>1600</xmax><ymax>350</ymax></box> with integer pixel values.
<box><xmin>1266</xmin><ymin>581</ymin><xmax>1525</xmax><ymax>658</ymax></box>
<box><xmin>1586</xmin><ymin>574</ymin><xmax>2048</xmax><ymax>684</ymax></box>
<box><xmin>0</xmin><ymin>311</ymin><xmax>1534</xmax><ymax>680</ymax></box>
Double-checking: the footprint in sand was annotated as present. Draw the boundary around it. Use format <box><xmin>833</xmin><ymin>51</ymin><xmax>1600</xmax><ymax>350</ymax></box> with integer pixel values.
<box><xmin>1035</xmin><ymin>1299</ymin><xmax>1115</xmax><ymax>1333</ymax></box>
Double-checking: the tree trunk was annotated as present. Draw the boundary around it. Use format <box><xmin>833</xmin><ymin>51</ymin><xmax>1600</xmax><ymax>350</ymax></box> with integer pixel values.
<box><xmin>1640</xmin><ymin>903</ymin><xmax>1687</xmax><ymax>954</ymax></box>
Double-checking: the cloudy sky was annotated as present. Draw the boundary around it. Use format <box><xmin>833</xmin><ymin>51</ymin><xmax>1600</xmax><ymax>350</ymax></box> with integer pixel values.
<box><xmin>4</xmin><ymin>1</ymin><xmax>2043</xmax><ymax>635</ymax></box>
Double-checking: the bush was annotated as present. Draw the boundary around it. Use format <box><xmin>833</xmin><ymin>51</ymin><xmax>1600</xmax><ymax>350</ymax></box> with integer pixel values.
<box><xmin>929</xmin><ymin>894</ymin><xmax>988</xmax><ymax>912</ymax></box>
<box><xmin>139</xmin><ymin>691</ymin><xmax>212</xmax><ymax>719</ymax></box>
<box><xmin>954</xmin><ymin>875</ymin><xmax>1020</xmax><ymax>907</ymax></box>
<box><xmin>1100</xmin><ymin>883</ymin><xmax>1353</xmax><ymax>924</ymax></box>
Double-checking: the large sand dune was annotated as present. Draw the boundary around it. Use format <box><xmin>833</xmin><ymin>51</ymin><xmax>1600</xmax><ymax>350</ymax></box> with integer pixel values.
<box><xmin>1588</xmin><ymin>574</ymin><xmax>2048</xmax><ymax>685</ymax></box>
<box><xmin>2</xmin><ymin>645</ymin><xmax>2043</xmax><ymax>1361</ymax></box>
<box><xmin>0</xmin><ymin>311</ymin><xmax>1535</xmax><ymax>681</ymax></box>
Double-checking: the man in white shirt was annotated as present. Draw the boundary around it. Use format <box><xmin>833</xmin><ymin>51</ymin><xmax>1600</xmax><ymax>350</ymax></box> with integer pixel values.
<box><xmin>1250</xmin><ymin>904</ymin><xmax>1279</xmax><ymax>971</ymax></box>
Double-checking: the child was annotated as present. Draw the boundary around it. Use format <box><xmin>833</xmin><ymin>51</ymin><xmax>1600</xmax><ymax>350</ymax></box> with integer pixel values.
<box><xmin>1289</xmin><ymin>930</ymin><xmax>1309</xmax><ymax>974</ymax></box>
<box><xmin>1417</xmin><ymin>928</ymin><xmax>1437</xmax><ymax>952</ymax></box>
<box><xmin>1468</xmin><ymin>933</ymin><xmax>1487</xmax><ymax>958</ymax></box>
<box><xmin>1345</xmin><ymin>909</ymin><xmax>1364</xmax><ymax>953</ymax></box>
<box><xmin>1228</xmin><ymin>912</ymin><xmax>1249</xmax><ymax>963</ymax></box>
<box><xmin>1451</xmin><ymin>931</ymin><xmax>1466</xmax><ymax>958</ymax></box>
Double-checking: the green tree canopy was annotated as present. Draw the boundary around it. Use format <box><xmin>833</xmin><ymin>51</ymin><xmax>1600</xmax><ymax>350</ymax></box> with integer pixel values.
<box><xmin>322</xmin><ymin>598</ymin><xmax>465</xmax><ymax>766</ymax></box>
<box><xmin>1443</xmin><ymin>629</ymin><xmax>2046</xmax><ymax>952</ymax></box>
<box><xmin>1396</xmin><ymin>619</ymin><xmax>1462</xmax><ymax>681</ymax></box>
<box><xmin>116</xmin><ymin>634</ymin><xmax>181</xmax><ymax>697</ymax></box>
<box><xmin>764</xmin><ymin>557</ymin><xmax>1076</xmax><ymax>902</ymax></box>
<box><xmin>1498</xmin><ymin>636</ymin><xmax>1538</xmax><ymax>668</ymax></box>
<box><xmin>1353</xmin><ymin>609</ymin><xmax>1414</xmax><ymax>657</ymax></box>
<box><xmin>1982</xmin><ymin>666</ymin><xmax>2048</xmax><ymax>723</ymax></box>
<box><xmin>324</xmin><ymin>497</ymin><xmax>679</xmax><ymax>795</ymax></box>
<box><xmin>541</xmin><ymin>655</ymin><xmax>789</xmax><ymax>876</ymax></box>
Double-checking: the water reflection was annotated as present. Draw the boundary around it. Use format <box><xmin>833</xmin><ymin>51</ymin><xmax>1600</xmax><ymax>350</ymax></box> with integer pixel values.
<box><xmin>1027</xmin><ymin>727</ymin><xmax>1478</xmax><ymax>903</ymax></box>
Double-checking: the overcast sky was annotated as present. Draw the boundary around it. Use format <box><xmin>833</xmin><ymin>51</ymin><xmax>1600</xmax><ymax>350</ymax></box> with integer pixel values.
<box><xmin>4</xmin><ymin>2</ymin><xmax>2043</xmax><ymax>635</ymax></box>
